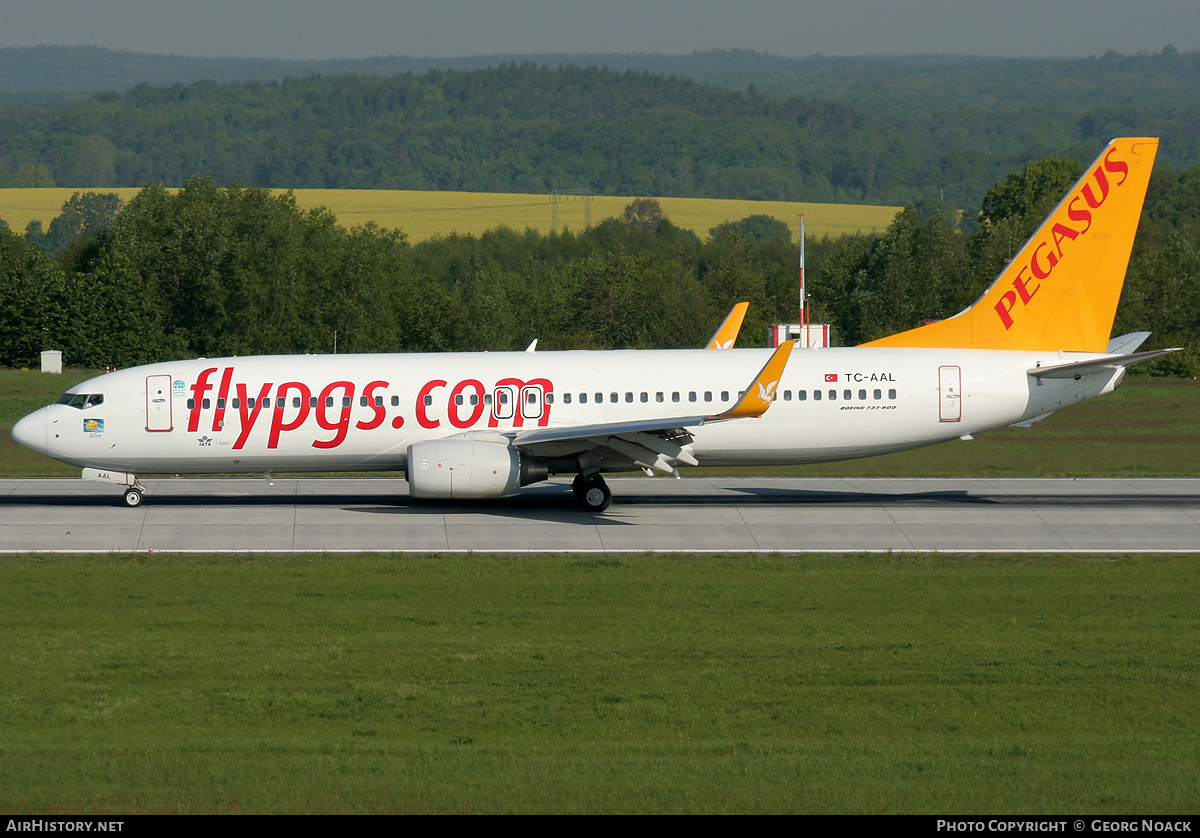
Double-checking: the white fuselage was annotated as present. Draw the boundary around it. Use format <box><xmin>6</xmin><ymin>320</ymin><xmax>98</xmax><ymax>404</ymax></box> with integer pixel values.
<box><xmin>14</xmin><ymin>346</ymin><xmax>1121</xmax><ymax>475</ymax></box>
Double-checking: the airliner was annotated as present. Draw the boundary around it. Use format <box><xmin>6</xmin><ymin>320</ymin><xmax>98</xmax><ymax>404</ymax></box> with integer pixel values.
<box><xmin>12</xmin><ymin>138</ymin><xmax>1175</xmax><ymax>511</ymax></box>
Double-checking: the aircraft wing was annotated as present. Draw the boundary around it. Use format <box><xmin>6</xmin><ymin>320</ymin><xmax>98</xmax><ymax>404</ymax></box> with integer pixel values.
<box><xmin>507</xmin><ymin>340</ymin><xmax>795</xmax><ymax>471</ymax></box>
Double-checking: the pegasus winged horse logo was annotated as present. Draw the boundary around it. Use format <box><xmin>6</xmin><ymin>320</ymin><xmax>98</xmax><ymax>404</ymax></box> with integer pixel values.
<box><xmin>757</xmin><ymin>379</ymin><xmax>779</xmax><ymax>403</ymax></box>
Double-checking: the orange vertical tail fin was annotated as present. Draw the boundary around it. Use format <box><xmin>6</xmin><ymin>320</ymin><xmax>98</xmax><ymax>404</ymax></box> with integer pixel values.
<box><xmin>864</xmin><ymin>137</ymin><xmax>1158</xmax><ymax>352</ymax></box>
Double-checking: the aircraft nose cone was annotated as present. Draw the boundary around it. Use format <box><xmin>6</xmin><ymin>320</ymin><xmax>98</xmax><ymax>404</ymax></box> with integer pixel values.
<box><xmin>11</xmin><ymin>409</ymin><xmax>47</xmax><ymax>453</ymax></box>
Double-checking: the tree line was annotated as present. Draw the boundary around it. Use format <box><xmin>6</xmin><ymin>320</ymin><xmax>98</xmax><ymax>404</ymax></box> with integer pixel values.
<box><xmin>2</xmin><ymin>156</ymin><xmax>1198</xmax><ymax>375</ymax></box>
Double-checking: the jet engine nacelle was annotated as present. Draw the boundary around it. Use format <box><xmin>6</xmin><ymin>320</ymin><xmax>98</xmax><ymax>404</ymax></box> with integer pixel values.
<box><xmin>406</xmin><ymin>437</ymin><xmax>548</xmax><ymax>499</ymax></box>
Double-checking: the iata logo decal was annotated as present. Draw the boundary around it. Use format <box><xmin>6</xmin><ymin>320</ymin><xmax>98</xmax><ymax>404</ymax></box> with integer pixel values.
<box><xmin>197</xmin><ymin>436</ymin><xmax>212</xmax><ymax>447</ymax></box>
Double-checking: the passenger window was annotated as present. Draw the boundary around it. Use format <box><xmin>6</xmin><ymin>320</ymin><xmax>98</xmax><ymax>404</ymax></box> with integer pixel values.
<box><xmin>204</xmin><ymin>399</ymin><xmax>212</xmax><ymax>409</ymax></box>
<box><xmin>579</xmin><ymin>393</ymin><xmax>587</xmax><ymax>404</ymax></box>
<box><xmin>292</xmin><ymin>397</ymin><xmax>301</xmax><ymax>408</ymax></box>
<box><xmin>858</xmin><ymin>389</ymin><xmax>866</xmax><ymax>400</ymax></box>
<box><xmin>798</xmin><ymin>390</ymin><xmax>807</xmax><ymax>401</ymax></box>
<box><xmin>813</xmin><ymin>390</ymin><xmax>821</xmax><ymax>401</ymax></box>
<box><xmin>656</xmin><ymin>392</ymin><xmax>664</xmax><ymax>403</ymax></box>
<box><xmin>187</xmin><ymin>398</ymin><xmax>195</xmax><ymax>409</ymax></box>
<box><xmin>424</xmin><ymin>395</ymin><xmax>434</xmax><ymax>406</ymax></box>
<box><xmin>843</xmin><ymin>390</ymin><xmax>852</xmax><ymax>400</ymax></box>
<box><xmin>704</xmin><ymin>391</ymin><xmax>712</xmax><ymax>402</ymax></box>
<box><xmin>640</xmin><ymin>392</ymin><xmax>648</xmax><ymax>403</ymax></box>
<box><xmin>889</xmin><ymin>389</ymin><xmax>897</xmax><ymax>399</ymax></box>
<box><xmin>309</xmin><ymin>397</ymin><xmax>316</xmax><ymax>408</ymax></box>
<box><xmin>874</xmin><ymin>389</ymin><xmax>881</xmax><ymax>400</ymax></box>
<box><xmin>783</xmin><ymin>390</ymin><xmax>792</xmax><ymax>401</ymax></box>
<box><xmin>375</xmin><ymin>396</ymin><xmax>382</xmax><ymax>407</ymax></box>
<box><xmin>610</xmin><ymin>393</ymin><xmax>618</xmax><ymax>403</ymax></box>
<box><xmin>217</xmin><ymin>398</ymin><xmax>226</xmax><ymax>409</ymax></box>
<box><xmin>828</xmin><ymin>390</ymin><xmax>836</xmax><ymax>401</ymax></box>
<box><xmin>455</xmin><ymin>394</ymin><xmax>463</xmax><ymax>406</ymax></box>
<box><xmin>391</xmin><ymin>396</ymin><xmax>400</xmax><ymax>407</ymax></box>
<box><xmin>563</xmin><ymin>393</ymin><xmax>572</xmax><ymax>404</ymax></box>
<box><xmin>232</xmin><ymin>399</ymin><xmax>241</xmax><ymax>409</ymax></box>
<box><xmin>672</xmin><ymin>392</ymin><xmax>680</xmax><ymax>403</ymax></box>
<box><xmin>625</xmin><ymin>392</ymin><xmax>633</xmax><ymax>403</ymax></box>
<box><xmin>721</xmin><ymin>391</ymin><xmax>729</xmax><ymax>402</ymax></box>
<box><xmin>326</xmin><ymin>397</ymin><xmax>334</xmax><ymax>408</ymax></box>
<box><xmin>689</xmin><ymin>391</ymin><xmax>697</xmax><ymax>402</ymax></box>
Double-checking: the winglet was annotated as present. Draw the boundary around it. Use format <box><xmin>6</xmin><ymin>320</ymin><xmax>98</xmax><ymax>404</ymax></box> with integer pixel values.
<box><xmin>706</xmin><ymin>302</ymin><xmax>750</xmax><ymax>349</ymax></box>
<box><xmin>703</xmin><ymin>340</ymin><xmax>795</xmax><ymax>423</ymax></box>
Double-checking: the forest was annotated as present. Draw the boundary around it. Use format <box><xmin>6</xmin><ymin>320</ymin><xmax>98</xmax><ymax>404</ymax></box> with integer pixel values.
<box><xmin>1</xmin><ymin>53</ymin><xmax>1198</xmax><ymax>374</ymax></box>
<box><xmin>2</xmin><ymin>153</ymin><xmax>1198</xmax><ymax>375</ymax></box>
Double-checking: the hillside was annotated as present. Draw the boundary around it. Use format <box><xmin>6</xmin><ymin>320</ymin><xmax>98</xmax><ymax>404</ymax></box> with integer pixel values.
<box><xmin>3</xmin><ymin>48</ymin><xmax>1200</xmax><ymax>209</ymax></box>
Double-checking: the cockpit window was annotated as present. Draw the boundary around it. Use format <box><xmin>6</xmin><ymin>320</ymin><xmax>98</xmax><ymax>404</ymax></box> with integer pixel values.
<box><xmin>56</xmin><ymin>393</ymin><xmax>104</xmax><ymax>409</ymax></box>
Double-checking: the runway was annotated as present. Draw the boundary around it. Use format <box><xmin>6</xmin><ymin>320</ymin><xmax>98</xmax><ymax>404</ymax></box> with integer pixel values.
<box><xmin>3</xmin><ymin>476</ymin><xmax>1200</xmax><ymax>553</ymax></box>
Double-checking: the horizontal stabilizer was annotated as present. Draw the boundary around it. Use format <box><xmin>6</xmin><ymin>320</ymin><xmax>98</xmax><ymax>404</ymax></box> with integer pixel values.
<box><xmin>1106</xmin><ymin>332</ymin><xmax>1152</xmax><ymax>355</ymax></box>
<box><xmin>1028</xmin><ymin>348</ymin><xmax>1180</xmax><ymax>379</ymax></box>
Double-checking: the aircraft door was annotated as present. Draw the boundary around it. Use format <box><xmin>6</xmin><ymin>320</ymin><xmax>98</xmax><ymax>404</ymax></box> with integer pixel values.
<box><xmin>146</xmin><ymin>374</ymin><xmax>174</xmax><ymax>432</ymax></box>
<box><xmin>493</xmin><ymin>386</ymin><xmax>515</xmax><ymax>421</ymax></box>
<box><xmin>938</xmin><ymin>365</ymin><xmax>962</xmax><ymax>422</ymax></box>
<box><xmin>520</xmin><ymin>384</ymin><xmax>545</xmax><ymax>421</ymax></box>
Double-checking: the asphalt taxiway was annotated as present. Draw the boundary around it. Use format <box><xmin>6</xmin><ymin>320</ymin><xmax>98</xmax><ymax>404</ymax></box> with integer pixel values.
<box><xmin>3</xmin><ymin>476</ymin><xmax>1199</xmax><ymax>553</ymax></box>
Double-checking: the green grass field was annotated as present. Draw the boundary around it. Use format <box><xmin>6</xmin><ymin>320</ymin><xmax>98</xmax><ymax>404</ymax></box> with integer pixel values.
<box><xmin>3</xmin><ymin>370</ymin><xmax>1198</xmax><ymax>812</ymax></box>
<box><xmin>0</xmin><ymin>552</ymin><xmax>1196</xmax><ymax>813</ymax></box>
<box><xmin>0</xmin><ymin>188</ymin><xmax>900</xmax><ymax>243</ymax></box>
<box><xmin>3</xmin><ymin>368</ymin><xmax>1197</xmax><ymax>478</ymax></box>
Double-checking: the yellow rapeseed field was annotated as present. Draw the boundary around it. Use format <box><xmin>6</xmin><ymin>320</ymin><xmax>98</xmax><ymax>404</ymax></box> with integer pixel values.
<box><xmin>0</xmin><ymin>188</ymin><xmax>900</xmax><ymax>242</ymax></box>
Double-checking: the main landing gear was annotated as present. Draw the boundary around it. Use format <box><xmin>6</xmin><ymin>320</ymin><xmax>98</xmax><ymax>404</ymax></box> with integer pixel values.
<box><xmin>572</xmin><ymin>472</ymin><xmax>611</xmax><ymax>512</ymax></box>
<box><xmin>121</xmin><ymin>486</ymin><xmax>144</xmax><ymax>508</ymax></box>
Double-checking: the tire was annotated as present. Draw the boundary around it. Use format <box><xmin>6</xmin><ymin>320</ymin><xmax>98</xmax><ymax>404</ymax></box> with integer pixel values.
<box><xmin>577</xmin><ymin>476</ymin><xmax>611</xmax><ymax>512</ymax></box>
<box><xmin>122</xmin><ymin>488</ymin><xmax>143</xmax><ymax>508</ymax></box>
